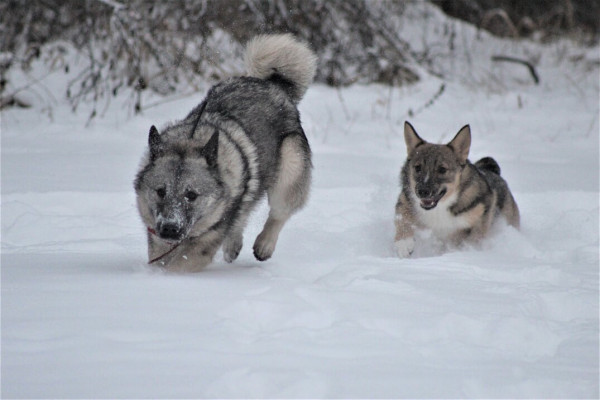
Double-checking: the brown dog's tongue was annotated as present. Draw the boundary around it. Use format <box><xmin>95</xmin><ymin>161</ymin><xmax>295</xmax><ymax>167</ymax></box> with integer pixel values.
<box><xmin>419</xmin><ymin>189</ymin><xmax>447</xmax><ymax>210</ymax></box>
<box><xmin>420</xmin><ymin>198</ymin><xmax>437</xmax><ymax>209</ymax></box>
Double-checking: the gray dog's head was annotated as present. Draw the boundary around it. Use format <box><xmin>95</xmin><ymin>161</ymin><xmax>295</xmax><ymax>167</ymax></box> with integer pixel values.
<box><xmin>135</xmin><ymin>126</ymin><xmax>224</xmax><ymax>242</ymax></box>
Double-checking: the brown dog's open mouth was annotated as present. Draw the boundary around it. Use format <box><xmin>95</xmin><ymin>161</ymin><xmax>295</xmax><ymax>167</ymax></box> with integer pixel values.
<box><xmin>419</xmin><ymin>189</ymin><xmax>447</xmax><ymax>210</ymax></box>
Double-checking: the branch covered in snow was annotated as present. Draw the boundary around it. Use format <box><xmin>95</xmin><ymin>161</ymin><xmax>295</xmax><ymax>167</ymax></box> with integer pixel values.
<box><xmin>1</xmin><ymin>0</ymin><xmax>424</xmax><ymax>116</ymax></box>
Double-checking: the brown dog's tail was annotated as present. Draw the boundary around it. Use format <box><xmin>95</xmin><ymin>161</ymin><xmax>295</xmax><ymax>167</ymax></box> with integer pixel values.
<box><xmin>475</xmin><ymin>157</ymin><xmax>501</xmax><ymax>175</ymax></box>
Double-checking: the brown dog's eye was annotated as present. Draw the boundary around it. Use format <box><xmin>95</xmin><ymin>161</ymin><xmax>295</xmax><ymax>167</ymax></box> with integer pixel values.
<box><xmin>185</xmin><ymin>191</ymin><xmax>198</xmax><ymax>201</ymax></box>
<box><xmin>438</xmin><ymin>166</ymin><xmax>447</xmax><ymax>174</ymax></box>
<box><xmin>414</xmin><ymin>165</ymin><xmax>422</xmax><ymax>173</ymax></box>
<box><xmin>156</xmin><ymin>188</ymin><xmax>166</xmax><ymax>198</ymax></box>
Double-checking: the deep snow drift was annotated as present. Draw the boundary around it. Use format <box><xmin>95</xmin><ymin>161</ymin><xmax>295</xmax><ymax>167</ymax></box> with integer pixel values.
<box><xmin>2</xmin><ymin>8</ymin><xmax>599</xmax><ymax>399</ymax></box>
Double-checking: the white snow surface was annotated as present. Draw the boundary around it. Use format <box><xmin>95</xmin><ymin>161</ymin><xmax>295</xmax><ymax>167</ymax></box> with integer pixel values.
<box><xmin>2</xmin><ymin>16</ymin><xmax>599</xmax><ymax>400</ymax></box>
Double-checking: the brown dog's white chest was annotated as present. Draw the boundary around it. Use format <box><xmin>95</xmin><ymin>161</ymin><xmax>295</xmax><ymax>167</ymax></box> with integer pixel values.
<box><xmin>413</xmin><ymin>191</ymin><xmax>471</xmax><ymax>239</ymax></box>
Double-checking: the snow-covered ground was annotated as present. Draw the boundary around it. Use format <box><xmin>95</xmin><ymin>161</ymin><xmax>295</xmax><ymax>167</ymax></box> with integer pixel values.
<box><xmin>2</xmin><ymin>8</ymin><xmax>599</xmax><ymax>399</ymax></box>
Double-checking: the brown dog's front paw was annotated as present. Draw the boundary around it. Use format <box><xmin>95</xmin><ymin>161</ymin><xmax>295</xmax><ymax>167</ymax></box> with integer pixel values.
<box><xmin>394</xmin><ymin>237</ymin><xmax>414</xmax><ymax>258</ymax></box>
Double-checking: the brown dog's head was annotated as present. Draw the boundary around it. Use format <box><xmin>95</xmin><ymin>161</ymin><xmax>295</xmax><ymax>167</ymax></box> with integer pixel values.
<box><xmin>403</xmin><ymin>122</ymin><xmax>471</xmax><ymax>210</ymax></box>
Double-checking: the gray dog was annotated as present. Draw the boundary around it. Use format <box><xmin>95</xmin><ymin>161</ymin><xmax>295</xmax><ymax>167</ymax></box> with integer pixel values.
<box><xmin>135</xmin><ymin>34</ymin><xmax>317</xmax><ymax>271</ymax></box>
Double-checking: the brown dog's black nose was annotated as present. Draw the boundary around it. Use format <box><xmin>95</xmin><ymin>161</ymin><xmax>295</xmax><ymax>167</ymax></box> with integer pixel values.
<box><xmin>416</xmin><ymin>187</ymin><xmax>433</xmax><ymax>199</ymax></box>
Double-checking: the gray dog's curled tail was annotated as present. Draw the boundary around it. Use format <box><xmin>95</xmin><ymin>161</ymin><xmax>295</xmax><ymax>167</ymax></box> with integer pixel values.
<box><xmin>245</xmin><ymin>34</ymin><xmax>317</xmax><ymax>104</ymax></box>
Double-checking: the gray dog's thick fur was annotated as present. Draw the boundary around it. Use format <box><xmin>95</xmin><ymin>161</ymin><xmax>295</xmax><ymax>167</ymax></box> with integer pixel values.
<box><xmin>135</xmin><ymin>34</ymin><xmax>317</xmax><ymax>271</ymax></box>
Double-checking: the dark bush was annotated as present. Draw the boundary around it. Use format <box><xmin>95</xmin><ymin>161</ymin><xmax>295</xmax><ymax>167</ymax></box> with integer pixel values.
<box><xmin>434</xmin><ymin>0</ymin><xmax>599</xmax><ymax>42</ymax></box>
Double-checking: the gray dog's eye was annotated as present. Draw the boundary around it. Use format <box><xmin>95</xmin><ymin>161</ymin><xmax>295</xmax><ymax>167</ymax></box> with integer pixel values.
<box><xmin>156</xmin><ymin>188</ymin><xmax>166</xmax><ymax>198</ymax></box>
<box><xmin>414</xmin><ymin>164</ymin><xmax>422</xmax><ymax>173</ymax></box>
<box><xmin>438</xmin><ymin>166</ymin><xmax>447</xmax><ymax>174</ymax></box>
<box><xmin>185</xmin><ymin>191</ymin><xmax>198</xmax><ymax>202</ymax></box>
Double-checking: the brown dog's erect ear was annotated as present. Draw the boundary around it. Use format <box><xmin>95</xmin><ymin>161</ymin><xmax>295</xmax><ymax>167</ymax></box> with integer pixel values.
<box><xmin>200</xmin><ymin>131</ymin><xmax>219</xmax><ymax>168</ymax></box>
<box><xmin>404</xmin><ymin>121</ymin><xmax>425</xmax><ymax>154</ymax></box>
<box><xmin>448</xmin><ymin>124</ymin><xmax>471</xmax><ymax>164</ymax></box>
<box><xmin>148</xmin><ymin>125</ymin><xmax>163</xmax><ymax>160</ymax></box>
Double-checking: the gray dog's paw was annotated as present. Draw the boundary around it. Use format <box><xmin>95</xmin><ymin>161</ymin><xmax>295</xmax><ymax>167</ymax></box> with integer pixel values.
<box><xmin>253</xmin><ymin>234</ymin><xmax>275</xmax><ymax>261</ymax></box>
<box><xmin>223</xmin><ymin>237</ymin><xmax>243</xmax><ymax>263</ymax></box>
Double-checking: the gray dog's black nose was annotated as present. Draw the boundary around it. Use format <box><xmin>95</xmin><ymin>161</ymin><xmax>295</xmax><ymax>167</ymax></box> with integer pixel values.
<box><xmin>159</xmin><ymin>223</ymin><xmax>182</xmax><ymax>240</ymax></box>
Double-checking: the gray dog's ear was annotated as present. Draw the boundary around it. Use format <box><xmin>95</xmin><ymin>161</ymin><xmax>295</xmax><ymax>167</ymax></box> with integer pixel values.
<box><xmin>200</xmin><ymin>131</ymin><xmax>219</xmax><ymax>168</ymax></box>
<box><xmin>448</xmin><ymin>124</ymin><xmax>471</xmax><ymax>164</ymax></box>
<box><xmin>404</xmin><ymin>121</ymin><xmax>425</xmax><ymax>154</ymax></box>
<box><xmin>148</xmin><ymin>125</ymin><xmax>163</xmax><ymax>160</ymax></box>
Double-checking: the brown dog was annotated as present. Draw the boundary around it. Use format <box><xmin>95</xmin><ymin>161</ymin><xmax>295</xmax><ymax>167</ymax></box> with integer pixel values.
<box><xmin>394</xmin><ymin>122</ymin><xmax>520</xmax><ymax>257</ymax></box>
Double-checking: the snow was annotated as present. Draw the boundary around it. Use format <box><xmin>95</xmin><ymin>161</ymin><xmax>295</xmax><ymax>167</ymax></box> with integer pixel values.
<box><xmin>2</xmin><ymin>10</ymin><xmax>599</xmax><ymax>399</ymax></box>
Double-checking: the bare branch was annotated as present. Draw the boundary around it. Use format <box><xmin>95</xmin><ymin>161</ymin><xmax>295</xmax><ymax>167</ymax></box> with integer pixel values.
<box><xmin>491</xmin><ymin>55</ymin><xmax>540</xmax><ymax>84</ymax></box>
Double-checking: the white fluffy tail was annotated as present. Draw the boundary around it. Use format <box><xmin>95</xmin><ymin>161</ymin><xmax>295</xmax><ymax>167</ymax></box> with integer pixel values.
<box><xmin>245</xmin><ymin>34</ymin><xmax>317</xmax><ymax>104</ymax></box>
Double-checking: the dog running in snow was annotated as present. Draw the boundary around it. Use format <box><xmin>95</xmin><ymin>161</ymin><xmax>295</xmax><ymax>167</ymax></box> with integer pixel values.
<box><xmin>134</xmin><ymin>34</ymin><xmax>317</xmax><ymax>271</ymax></box>
<box><xmin>394</xmin><ymin>121</ymin><xmax>520</xmax><ymax>257</ymax></box>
